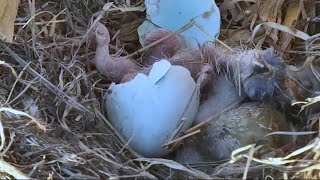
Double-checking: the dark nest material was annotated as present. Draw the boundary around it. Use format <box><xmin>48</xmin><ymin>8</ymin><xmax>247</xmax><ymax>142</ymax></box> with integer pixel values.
<box><xmin>0</xmin><ymin>0</ymin><xmax>319</xmax><ymax>179</ymax></box>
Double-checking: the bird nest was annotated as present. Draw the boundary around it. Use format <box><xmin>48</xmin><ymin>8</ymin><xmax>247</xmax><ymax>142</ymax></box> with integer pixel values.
<box><xmin>0</xmin><ymin>0</ymin><xmax>319</xmax><ymax>179</ymax></box>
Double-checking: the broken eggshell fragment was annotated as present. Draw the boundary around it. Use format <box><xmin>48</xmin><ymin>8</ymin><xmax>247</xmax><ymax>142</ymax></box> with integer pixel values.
<box><xmin>105</xmin><ymin>59</ymin><xmax>199</xmax><ymax>157</ymax></box>
<box><xmin>139</xmin><ymin>0</ymin><xmax>221</xmax><ymax>48</ymax></box>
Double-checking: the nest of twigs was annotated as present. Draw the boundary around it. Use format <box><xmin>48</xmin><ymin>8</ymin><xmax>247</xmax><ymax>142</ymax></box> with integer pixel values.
<box><xmin>0</xmin><ymin>0</ymin><xmax>319</xmax><ymax>179</ymax></box>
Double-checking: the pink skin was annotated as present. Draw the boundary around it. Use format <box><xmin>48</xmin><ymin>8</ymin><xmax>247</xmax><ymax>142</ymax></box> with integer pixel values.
<box><xmin>142</xmin><ymin>29</ymin><xmax>266</xmax><ymax>83</ymax></box>
<box><xmin>143</xmin><ymin>29</ymin><xmax>186</xmax><ymax>65</ymax></box>
<box><xmin>93</xmin><ymin>22</ymin><xmax>267</xmax><ymax>94</ymax></box>
<box><xmin>94</xmin><ymin>22</ymin><xmax>140</xmax><ymax>83</ymax></box>
<box><xmin>120</xmin><ymin>67</ymin><xmax>152</xmax><ymax>83</ymax></box>
<box><xmin>170</xmin><ymin>49</ymin><xmax>204</xmax><ymax>79</ymax></box>
<box><xmin>143</xmin><ymin>29</ymin><xmax>211</xmax><ymax>81</ymax></box>
<box><xmin>143</xmin><ymin>30</ymin><xmax>215</xmax><ymax>92</ymax></box>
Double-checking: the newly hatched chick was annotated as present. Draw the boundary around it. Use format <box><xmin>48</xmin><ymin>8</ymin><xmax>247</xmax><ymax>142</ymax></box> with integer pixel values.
<box><xmin>176</xmin><ymin>102</ymin><xmax>290</xmax><ymax>163</ymax></box>
<box><xmin>142</xmin><ymin>29</ymin><xmax>265</xmax><ymax>81</ymax></box>
<box><xmin>94</xmin><ymin>22</ymin><xmax>140</xmax><ymax>83</ymax></box>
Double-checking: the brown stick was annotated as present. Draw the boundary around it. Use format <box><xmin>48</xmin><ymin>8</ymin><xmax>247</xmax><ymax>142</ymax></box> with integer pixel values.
<box><xmin>163</xmin><ymin>129</ymin><xmax>201</xmax><ymax>147</ymax></box>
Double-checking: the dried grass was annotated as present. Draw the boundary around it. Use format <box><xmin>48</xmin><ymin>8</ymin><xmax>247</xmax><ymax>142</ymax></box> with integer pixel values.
<box><xmin>0</xmin><ymin>0</ymin><xmax>318</xmax><ymax>179</ymax></box>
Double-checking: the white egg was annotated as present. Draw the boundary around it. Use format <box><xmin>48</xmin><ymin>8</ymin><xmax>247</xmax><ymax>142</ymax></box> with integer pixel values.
<box><xmin>139</xmin><ymin>0</ymin><xmax>221</xmax><ymax>48</ymax></box>
<box><xmin>105</xmin><ymin>60</ymin><xmax>199</xmax><ymax>157</ymax></box>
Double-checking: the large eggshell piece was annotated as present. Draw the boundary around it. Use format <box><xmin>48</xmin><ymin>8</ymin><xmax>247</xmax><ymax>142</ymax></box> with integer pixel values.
<box><xmin>142</xmin><ymin>0</ymin><xmax>221</xmax><ymax>48</ymax></box>
<box><xmin>105</xmin><ymin>60</ymin><xmax>199</xmax><ymax>157</ymax></box>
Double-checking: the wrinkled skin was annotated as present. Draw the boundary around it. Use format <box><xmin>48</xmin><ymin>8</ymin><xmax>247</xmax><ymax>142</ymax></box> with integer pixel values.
<box><xmin>93</xmin><ymin>24</ymin><xmax>290</xmax><ymax>104</ymax></box>
<box><xmin>142</xmin><ymin>29</ymin><xmax>269</xmax><ymax>96</ymax></box>
<box><xmin>170</xmin><ymin>49</ymin><xmax>204</xmax><ymax>79</ymax></box>
<box><xmin>94</xmin><ymin>22</ymin><xmax>140</xmax><ymax>83</ymax></box>
<box><xmin>120</xmin><ymin>67</ymin><xmax>152</xmax><ymax>83</ymax></box>
<box><xmin>143</xmin><ymin>29</ymin><xmax>187</xmax><ymax>65</ymax></box>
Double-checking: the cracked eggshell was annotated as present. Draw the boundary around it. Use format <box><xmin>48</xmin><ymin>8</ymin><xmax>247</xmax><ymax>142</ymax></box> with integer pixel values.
<box><xmin>140</xmin><ymin>0</ymin><xmax>221</xmax><ymax>48</ymax></box>
<box><xmin>105</xmin><ymin>60</ymin><xmax>199</xmax><ymax>157</ymax></box>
